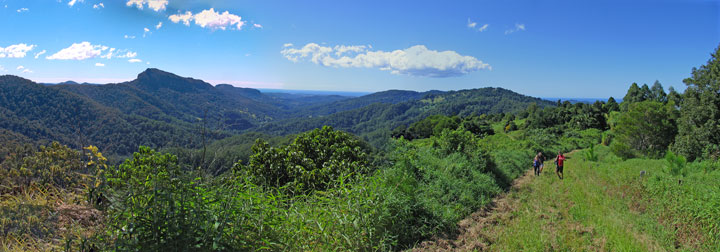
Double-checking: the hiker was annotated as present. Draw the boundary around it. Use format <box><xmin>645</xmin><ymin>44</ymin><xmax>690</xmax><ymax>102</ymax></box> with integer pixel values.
<box><xmin>532</xmin><ymin>155</ymin><xmax>541</xmax><ymax>176</ymax></box>
<box><xmin>537</xmin><ymin>152</ymin><xmax>545</xmax><ymax>173</ymax></box>
<box><xmin>555</xmin><ymin>151</ymin><xmax>566</xmax><ymax>180</ymax></box>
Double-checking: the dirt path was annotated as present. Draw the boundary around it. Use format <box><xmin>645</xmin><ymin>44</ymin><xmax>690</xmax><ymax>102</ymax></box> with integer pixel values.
<box><xmin>411</xmin><ymin>151</ymin><xmax>578</xmax><ymax>251</ymax></box>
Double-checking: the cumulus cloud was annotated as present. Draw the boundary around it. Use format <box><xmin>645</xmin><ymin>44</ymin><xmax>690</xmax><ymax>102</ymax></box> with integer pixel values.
<box><xmin>126</xmin><ymin>0</ymin><xmax>167</xmax><ymax>12</ymax></box>
<box><xmin>95</xmin><ymin>62</ymin><xmax>105</xmax><ymax>67</ymax></box>
<box><xmin>283</xmin><ymin>43</ymin><xmax>293</xmax><ymax>47</ymax></box>
<box><xmin>68</xmin><ymin>0</ymin><xmax>84</xmax><ymax>7</ymax></box>
<box><xmin>168</xmin><ymin>8</ymin><xmax>245</xmax><ymax>30</ymax></box>
<box><xmin>22</xmin><ymin>69</ymin><xmax>33</xmax><ymax>73</ymax></box>
<box><xmin>93</xmin><ymin>3</ymin><xmax>104</xmax><ymax>9</ymax></box>
<box><xmin>47</xmin><ymin>42</ymin><xmax>106</xmax><ymax>60</ymax></box>
<box><xmin>0</xmin><ymin>43</ymin><xmax>36</xmax><ymax>58</ymax></box>
<box><xmin>143</xmin><ymin>27</ymin><xmax>150</xmax><ymax>37</ymax></box>
<box><xmin>169</xmin><ymin>11</ymin><xmax>193</xmax><ymax>25</ymax></box>
<box><xmin>47</xmin><ymin>42</ymin><xmax>136</xmax><ymax>61</ymax></box>
<box><xmin>281</xmin><ymin>43</ymin><xmax>490</xmax><ymax>77</ymax></box>
<box><xmin>505</xmin><ymin>23</ymin><xmax>526</xmax><ymax>34</ymax></box>
<box><xmin>128</xmin><ymin>58</ymin><xmax>142</xmax><ymax>63</ymax></box>
<box><xmin>253</xmin><ymin>23</ymin><xmax>262</xmax><ymax>28</ymax></box>
<box><xmin>34</xmin><ymin>50</ymin><xmax>46</xmax><ymax>59</ymax></box>
<box><xmin>17</xmin><ymin>8</ymin><xmax>28</xmax><ymax>13</ymax></box>
<box><xmin>155</xmin><ymin>21</ymin><xmax>162</xmax><ymax>30</ymax></box>
<box><xmin>124</xmin><ymin>35</ymin><xmax>136</xmax><ymax>39</ymax></box>
<box><xmin>16</xmin><ymin>66</ymin><xmax>24</xmax><ymax>70</ymax></box>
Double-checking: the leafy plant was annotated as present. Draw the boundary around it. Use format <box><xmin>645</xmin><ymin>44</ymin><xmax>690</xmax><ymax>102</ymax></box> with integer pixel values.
<box><xmin>584</xmin><ymin>143</ymin><xmax>598</xmax><ymax>162</ymax></box>
<box><xmin>664</xmin><ymin>150</ymin><xmax>687</xmax><ymax>177</ymax></box>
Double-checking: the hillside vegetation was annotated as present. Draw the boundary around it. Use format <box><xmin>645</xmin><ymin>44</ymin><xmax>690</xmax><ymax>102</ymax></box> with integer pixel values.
<box><xmin>1</xmin><ymin>45</ymin><xmax>719</xmax><ymax>251</ymax></box>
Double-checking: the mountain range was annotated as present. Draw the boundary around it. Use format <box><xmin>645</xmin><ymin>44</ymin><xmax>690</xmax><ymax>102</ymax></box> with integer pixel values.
<box><xmin>0</xmin><ymin>68</ymin><xmax>553</xmax><ymax>158</ymax></box>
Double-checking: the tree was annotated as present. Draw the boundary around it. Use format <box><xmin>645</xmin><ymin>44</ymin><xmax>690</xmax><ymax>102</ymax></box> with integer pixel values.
<box><xmin>650</xmin><ymin>80</ymin><xmax>667</xmax><ymax>103</ymax></box>
<box><xmin>673</xmin><ymin>45</ymin><xmax>720</xmax><ymax>161</ymax></box>
<box><xmin>604</xmin><ymin>97</ymin><xmax>620</xmax><ymax>112</ymax></box>
<box><xmin>613</xmin><ymin>101</ymin><xmax>678</xmax><ymax>158</ymax></box>
<box><xmin>243</xmin><ymin>126</ymin><xmax>371</xmax><ymax>194</ymax></box>
<box><xmin>621</xmin><ymin>83</ymin><xmax>642</xmax><ymax>111</ymax></box>
<box><xmin>667</xmin><ymin>86</ymin><xmax>682</xmax><ymax>107</ymax></box>
<box><xmin>640</xmin><ymin>84</ymin><xmax>652</xmax><ymax>101</ymax></box>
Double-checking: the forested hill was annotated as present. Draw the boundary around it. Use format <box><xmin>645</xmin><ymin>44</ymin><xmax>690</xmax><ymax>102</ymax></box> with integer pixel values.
<box><xmin>255</xmin><ymin>87</ymin><xmax>554</xmax><ymax>147</ymax></box>
<box><xmin>0</xmin><ymin>75</ymin><xmax>213</xmax><ymax>157</ymax></box>
<box><xmin>1</xmin><ymin>68</ymin><xmax>554</xmax><ymax>158</ymax></box>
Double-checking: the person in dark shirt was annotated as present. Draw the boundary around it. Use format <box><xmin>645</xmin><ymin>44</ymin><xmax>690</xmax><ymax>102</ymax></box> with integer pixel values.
<box><xmin>537</xmin><ymin>152</ymin><xmax>545</xmax><ymax>173</ymax></box>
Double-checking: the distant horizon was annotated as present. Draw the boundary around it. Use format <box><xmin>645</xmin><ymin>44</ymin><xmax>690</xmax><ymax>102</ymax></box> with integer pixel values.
<box><xmin>20</xmin><ymin>69</ymin><xmax>623</xmax><ymax>101</ymax></box>
<box><xmin>1</xmin><ymin>0</ymin><xmax>717</xmax><ymax>98</ymax></box>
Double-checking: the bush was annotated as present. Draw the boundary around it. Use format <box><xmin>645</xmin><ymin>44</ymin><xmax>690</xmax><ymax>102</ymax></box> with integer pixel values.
<box><xmin>584</xmin><ymin>143</ymin><xmax>598</xmax><ymax>162</ymax></box>
<box><xmin>610</xmin><ymin>140</ymin><xmax>635</xmax><ymax>160</ymax></box>
<box><xmin>664</xmin><ymin>150</ymin><xmax>687</xmax><ymax>177</ymax></box>
<box><xmin>242</xmin><ymin>126</ymin><xmax>371</xmax><ymax>194</ymax></box>
<box><xmin>601</xmin><ymin>131</ymin><xmax>613</xmax><ymax>146</ymax></box>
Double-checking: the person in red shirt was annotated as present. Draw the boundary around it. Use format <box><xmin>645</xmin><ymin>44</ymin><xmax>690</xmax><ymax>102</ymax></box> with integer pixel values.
<box><xmin>555</xmin><ymin>151</ymin><xmax>566</xmax><ymax>180</ymax></box>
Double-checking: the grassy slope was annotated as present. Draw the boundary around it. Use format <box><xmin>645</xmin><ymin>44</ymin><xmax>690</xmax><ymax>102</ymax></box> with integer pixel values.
<box><xmin>417</xmin><ymin>145</ymin><xmax>718</xmax><ymax>251</ymax></box>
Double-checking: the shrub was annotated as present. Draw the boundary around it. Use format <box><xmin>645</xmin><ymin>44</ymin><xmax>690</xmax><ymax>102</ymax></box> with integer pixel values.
<box><xmin>584</xmin><ymin>143</ymin><xmax>598</xmax><ymax>162</ymax></box>
<box><xmin>664</xmin><ymin>150</ymin><xmax>687</xmax><ymax>177</ymax></box>
<box><xmin>242</xmin><ymin>126</ymin><xmax>371</xmax><ymax>194</ymax></box>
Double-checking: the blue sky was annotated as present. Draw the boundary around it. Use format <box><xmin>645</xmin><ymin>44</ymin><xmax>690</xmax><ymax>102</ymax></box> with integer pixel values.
<box><xmin>0</xmin><ymin>0</ymin><xmax>718</xmax><ymax>98</ymax></box>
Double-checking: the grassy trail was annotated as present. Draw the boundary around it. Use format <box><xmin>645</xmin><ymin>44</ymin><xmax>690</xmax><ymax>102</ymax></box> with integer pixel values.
<box><xmin>415</xmin><ymin>150</ymin><xmax>691</xmax><ymax>251</ymax></box>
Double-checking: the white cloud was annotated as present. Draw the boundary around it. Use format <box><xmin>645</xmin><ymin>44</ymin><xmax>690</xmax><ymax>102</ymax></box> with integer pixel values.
<box><xmin>22</xmin><ymin>69</ymin><xmax>33</xmax><ymax>73</ymax></box>
<box><xmin>98</xmin><ymin>48</ymin><xmax>136</xmax><ymax>59</ymax></box>
<box><xmin>505</xmin><ymin>23</ymin><xmax>526</xmax><ymax>35</ymax></box>
<box><xmin>124</xmin><ymin>35</ymin><xmax>136</xmax><ymax>39</ymax></box>
<box><xmin>168</xmin><ymin>8</ymin><xmax>245</xmax><ymax>30</ymax></box>
<box><xmin>0</xmin><ymin>43</ymin><xmax>36</xmax><ymax>58</ymax></box>
<box><xmin>118</xmin><ymin>51</ymin><xmax>137</xmax><ymax>58</ymax></box>
<box><xmin>34</xmin><ymin>50</ymin><xmax>46</xmax><ymax>59</ymax></box>
<box><xmin>0</xmin><ymin>65</ymin><xmax>5</xmax><ymax>72</ymax></box>
<box><xmin>95</xmin><ymin>62</ymin><xmax>105</xmax><ymax>67</ymax></box>
<box><xmin>467</xmin><ymin>19</ymin><xmax>477</xmax><ymax>28</ymax></box>
<box><xmin>93</xmin><ymin>3</ymin><xmax>104</xmax><ymax>9</ymax></box>
<box><xmin>16</xmin><ymin>66</ymin><xmax>24</xmax><ymax>70</ymax></box>
<box><xmin>68</xmin><ymin>0</ymin><xmax>84</xmax><ymax>7</ymax></box>
<box><xmin>281</xmin><ymin>43</ymin><xmax>491</xmax><ymax>77</ymax></box>
<box><xmin>128</xmin><ymin>59</ymin><xmax>142</xmax><ymax>63</ymax></box>
<box><xmin>468</xmin><ymin>19</ymin><xmax>489</xmax><ymax>32</ymax></box>
<box><xmin>253</xmin><ymin>23</ymin><xmax>262</xmax><ymax>28</ymax></box>
<box><xmin>16</xmin><ymin>8</ymin><xmax>28</xmax><ymax>13</ymax></box>
<box><xmin>283</xmin><ymin>43</ymin><xmax>293</xmax><ymax>47</ymax></box>
<box><xmin>143</xmin><ymin>27</ymin><xmax>150</xmax><ymax>37</ymax></box>
<box><xmin>478</xmin><ymin>24</ymin><xmax>489</xmax><ymax>32</ymax></box>
<box><xmin>126</xmin><ymin>0</ymin><xmax>167</xmax><ymax>12</ymax></box>
<box><xmin>46</xmin><ymin>42</ymin><xmax>120</xmax><ymax>60</ymax></box>
<box><xmin>169</xmin><ymin>11</ymin><xmax>193</xmax><ymax>25</ymax></box>
<box><xmin>155</xmin><ymin>21</ymin><xmax>162</xmax><ymax>30</ymax></box>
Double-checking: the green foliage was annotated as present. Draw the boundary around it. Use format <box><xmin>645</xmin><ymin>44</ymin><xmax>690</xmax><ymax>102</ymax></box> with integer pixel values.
<box><xmin>584</xmin><ymin>143</ymin><xmax>598</xmax><ymax>161</ymax></box>
<box><xmin>242</xmin><ymin>126</ymin><xmax>371</xmax><ymax>194</ymax></box>
<box><xmin>613</xmin><ymin>101</ymin><xmax>677</xmax><ymax>158</ymax></box>
<box><xmin>664</xmin><ymin>150</ymin><xmax>687</xmax><ymax>177</ymax></box>
<box><xmin>0</xmin><ymin>142</ymin><xmax>89</xmax><ymax>192</ymax></box>
<box><xmin>385</xmin><ymin>131</ymin><xmax>501</xmax><ymax>242</ymax></box>
<box><xmin>609</xmin><ymin>140</ymin><xmax>635</xmax><ymax>160</ymax></box>
<box><xmin>673</xmin><ymin>45</ymin><xmax>720</xmax><ymax>161</ymax></box>
<box><xmin>601</xmin><ymin>130</ymin><xmax>613</xmax><ymax>146</ymax></box>
<box><xmin>504</xmin><ymin>120</ymin><xmax>518</xmax><ymax>132</ymax></box>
